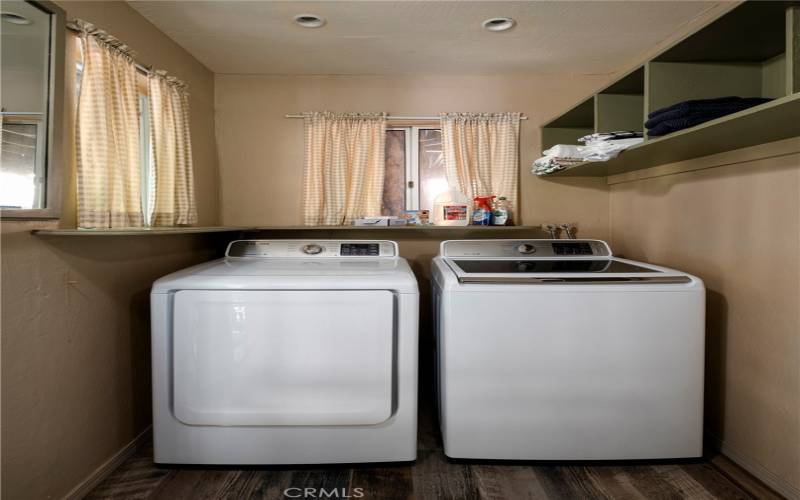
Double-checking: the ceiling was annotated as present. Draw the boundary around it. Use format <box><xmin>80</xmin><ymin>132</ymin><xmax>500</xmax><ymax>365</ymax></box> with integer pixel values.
<box><xmin>128</xmin><ymin>1</ymin><xmax>720</xmax><ymax>76</ymax></box>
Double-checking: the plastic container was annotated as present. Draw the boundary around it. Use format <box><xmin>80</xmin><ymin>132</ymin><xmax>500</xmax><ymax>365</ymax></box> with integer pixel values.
<box><xmin>432</xmin><ymin>189</ymin><xmax>471</xmax><ymax>226</ymax></box>
<box><xmin>472</xmin><ymin>195</ymin><xmax>495</xmax><ymax>225</ymax></box>
<box><xmin>491</xmin><ymin>196</ymin><xmax>510</xmax><ymax>225</ymax></box>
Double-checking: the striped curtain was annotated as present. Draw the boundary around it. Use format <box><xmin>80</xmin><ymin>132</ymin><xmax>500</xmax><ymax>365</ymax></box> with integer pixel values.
<box><xmin>440</xmin><ymin>112</ymin><xmax>521</xmax><ymax>214</ymax></box>
<box><xmin>147</xmin><ymin>71</ymin><xmax>196</xmax><ymax>226</ymax></box>
<box><xmin>302</xmin><ymin>112</ymin><xmax>387</xmax><ymax>225</ymax></box>
<box><xmin>74</xmin><ymin>20</ymin><xmax>143</xmax><ymax>228</ymax></box>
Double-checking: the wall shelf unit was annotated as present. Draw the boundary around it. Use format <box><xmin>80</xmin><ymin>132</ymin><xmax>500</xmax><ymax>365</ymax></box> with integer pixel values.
<box><xmin>539</xmin><ymin>1</ymin><xmax>800</xmax><ymax>177</ymax></box>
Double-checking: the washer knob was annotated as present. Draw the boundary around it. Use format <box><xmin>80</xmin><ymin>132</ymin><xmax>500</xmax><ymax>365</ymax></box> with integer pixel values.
<box><xmin>517</xmin><ymin>243</ymin><xmax>536</xmax><ymax>254</ymax></box>
<box><xmin>302</xmin><ymin>244</ymin><xmax>323</xmax><ymax>255</ymax></box>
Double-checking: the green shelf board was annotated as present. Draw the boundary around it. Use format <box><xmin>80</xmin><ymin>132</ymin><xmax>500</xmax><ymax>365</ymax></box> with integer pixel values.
<box><xmin>543</xmin><ymin>93</ymin><xmax>800</xmax><ymax>178</ymax></box>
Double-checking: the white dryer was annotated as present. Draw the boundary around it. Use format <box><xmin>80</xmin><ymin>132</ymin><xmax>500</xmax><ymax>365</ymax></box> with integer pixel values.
<box><xmin>432</xmin><ymin>239</ymin><xmax>705</xmax><ymax>460</ymax></box>
<box><xmin>151</xmin><ymin>240</ymin><xmax>418</xmax><ymax>464</ymax></box>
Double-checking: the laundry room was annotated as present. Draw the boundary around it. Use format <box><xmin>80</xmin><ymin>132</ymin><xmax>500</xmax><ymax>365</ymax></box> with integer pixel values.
<box><xmin>1</xmin><ymin>1</ymin><xmax>798</xmax><ymax>499</ymax></box>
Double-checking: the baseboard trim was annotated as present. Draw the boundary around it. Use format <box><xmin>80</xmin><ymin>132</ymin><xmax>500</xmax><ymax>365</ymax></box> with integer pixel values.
<box><xmin>63</xmin><ymin>427</ymin><xmax>152</xmax><ymax>500</ymax></box>
<box><xmin>708</xmin><ymin>433</ymin><xmax>799</xmax><ymax>500</ymax></box>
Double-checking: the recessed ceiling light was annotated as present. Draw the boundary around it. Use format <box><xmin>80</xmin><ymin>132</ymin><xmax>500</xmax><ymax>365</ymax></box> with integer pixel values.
<box><xmin>1</xmin><ymin>12</ymin><xmax>32</xmax><ymax>25</ymax></box>
<box><xmin>482</xmin><ymin>17</ymin><xmax>516</xmax><ymax>32</ymax></box>
<box><xmin>294</xmin><ymin>14</ymin><xmax>326</xmax><ymax>29</ymax></box>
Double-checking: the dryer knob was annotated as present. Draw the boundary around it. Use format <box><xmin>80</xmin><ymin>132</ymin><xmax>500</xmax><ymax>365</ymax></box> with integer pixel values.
<box><xmin>517</xmin><ymin>243</ymin><xmax>536</xmax><ymax>254</ymax></box>
<box><xmin>302</xmin><ymin>244</ymin><xmax>323</xmax><ymax>255</ymax></box>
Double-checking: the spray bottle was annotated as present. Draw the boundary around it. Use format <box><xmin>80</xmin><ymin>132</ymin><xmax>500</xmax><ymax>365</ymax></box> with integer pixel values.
<box><xmin>472</xmin><ymin>195</ymin><xmax>495</xmax><ymax>225</ymax></box>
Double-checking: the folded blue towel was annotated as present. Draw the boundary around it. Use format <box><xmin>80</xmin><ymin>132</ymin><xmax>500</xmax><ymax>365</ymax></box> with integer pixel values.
<box><xmin>647</xmin><ymin>96</ymin><xmax>771</xmax><ymax>121</ymax></box>
<box><xmin>646</xmin><ymin>96</ymin><xmax>772</xmax><ymax>136</ymax></box>
<box><xmin>647</xmin><ymin>116</ymin><xmax>718</xmax><ymax>136</ymax></box>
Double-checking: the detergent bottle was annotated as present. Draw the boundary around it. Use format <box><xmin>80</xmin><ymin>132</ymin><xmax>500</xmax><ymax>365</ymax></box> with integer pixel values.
<box><xmin>432</xmin><ymin>189</ymin><xmax>471</xmax><ymax>226</ymax></box>
<box><xmin>491</xmin><ymin>196</ymin><xmax>510</xmax><ymax>225</ymax></box>
<box><xmin>472</xmin><ymin>195</ymin><xmax>495</xmax><ymax>225</ymax></box>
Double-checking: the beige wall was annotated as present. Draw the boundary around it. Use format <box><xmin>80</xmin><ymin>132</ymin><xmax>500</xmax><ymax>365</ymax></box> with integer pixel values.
<box><xmin>608</xmin><ymin>138</ymin><xmax>800</xmax><ymax>496</ymax></box>
<box><xmin>215</xmin><ymin>74</ymin><xmax>611</xmax><ymax>239</ymax></box>
<box><xmin>1</xmin><ymin>2</ymin><xmax>222</xmax><ymax>499</ymax></box>
<box><xmin>1</xmin><ymin>225</ymin><xmax>228</xmax><ymax>500</ymax></box>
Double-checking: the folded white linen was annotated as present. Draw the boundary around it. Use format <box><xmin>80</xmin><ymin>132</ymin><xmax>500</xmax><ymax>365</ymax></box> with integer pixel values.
<box><xmin>542</xmin><ymin>144</ymin><xmax>584</xmax><ymax>158</ymax></box>
<box><xmin>542</xmin><ymin>138</ymin><xmax>642</xmax><ymax>162</ymax></box>
<box><xmin>532</xmin><ymin>155</ymin><xmax>584</xmax><ymax>175</ymax></box>
<box><xmin>580</xmin><ymin>137</ymin><xmax>644</xmax><ymax>160</ymax></box>
<box><xmin>533</xmin><ymin>137</ymin><xmax>644</xmax><ymax>175</ymax></box>
<box><xmin>579</xmin><ymin>131</ymin><xmax>643</xmax><ymax>144</ymax></box>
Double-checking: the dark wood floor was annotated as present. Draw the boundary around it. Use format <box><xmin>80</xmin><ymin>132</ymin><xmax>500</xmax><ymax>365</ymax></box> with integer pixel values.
<box><xmin>87</xmin><ymin>403</ymin><xmax>767</xmax><ymax>500</ymax></box>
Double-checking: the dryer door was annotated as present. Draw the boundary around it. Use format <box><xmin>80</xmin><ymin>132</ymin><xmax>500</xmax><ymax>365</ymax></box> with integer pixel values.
<box><xmin>172</xmin><ymin>290</ymin><xmax>394</xmax><ymax>426</ymax></box>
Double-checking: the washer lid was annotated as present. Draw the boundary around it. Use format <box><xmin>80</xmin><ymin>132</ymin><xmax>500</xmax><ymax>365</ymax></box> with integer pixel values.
<box><xmin>439</xmin><ymin>239</ymin><xmax>612</xmax><ymax>258</ymax></box>
<box><xmin>451</xmin><ymin>259</ymin><xmax>652</xmax><ymax>274</ymax></box>
<box><xmin>444</xmin><ymin>257</ymin><xmax>691</xmax><ymax>285</ymax></box>
<box><xmin>438</xmin><ymin>239</ymin><xmax>692</xmax><ymax>285</ymax></box>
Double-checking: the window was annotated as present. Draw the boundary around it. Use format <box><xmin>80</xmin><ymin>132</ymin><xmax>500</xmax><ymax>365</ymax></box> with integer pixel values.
<box><xmin>382</xmin><ymin>127</ymin><xmax>449</xmax><ymax>217</ymax></box>
<box><xmin>0</xmin><ymin>121</ymin><xmax>45</xmax><ymax>209</ymax></box>
<box><xmin>0</xmin><ymin>0</ymin><xmax>65</xmax><ymax>218</ymax></box>
<box><xmin>139</xmin><ymin>94</ymin><xmax>153</xmax><ymax>223</ymax></box>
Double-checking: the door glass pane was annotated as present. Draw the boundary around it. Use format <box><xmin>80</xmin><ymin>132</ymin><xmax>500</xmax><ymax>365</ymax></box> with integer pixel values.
<box><xmin>419</xmin><ymin>129</ymin><xmax>448</xmax><ymax>212</ymax></box>
<box><xmin>382</xmin><ymin>129</ymin><xmax>406</xmax><ymax>216</ymax></box>
<box><xmin>0</xmin><ymin>1</ymin><xmax>52</xmax><ymax>209</ymax></box>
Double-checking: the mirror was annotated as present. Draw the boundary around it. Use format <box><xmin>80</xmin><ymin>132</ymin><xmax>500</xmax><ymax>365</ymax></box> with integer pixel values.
<box><xmin>1</xmin><ymin>0</ymin><xmax>64</xmax><ymax>219</ymax></box>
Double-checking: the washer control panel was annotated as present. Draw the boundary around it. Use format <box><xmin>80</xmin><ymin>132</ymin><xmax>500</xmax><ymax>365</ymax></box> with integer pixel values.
<box><xmin>227</xmin><ymin>240</ymin><xmax>397</xmax><ymax>258</ymax></box>
<box><xmin>340</xmin><ymin>243</ymin><xmax>381</xmax><ymax>256</ymax></box>
<box><xmin>441</xmin><ymin>239</ymin><xmax>611</xmax><ymax>258</ymax></box>
<box><xmin>552</xmin><ymin>241</ymin><xmax>594</xmax><ymax>255</ymax></box>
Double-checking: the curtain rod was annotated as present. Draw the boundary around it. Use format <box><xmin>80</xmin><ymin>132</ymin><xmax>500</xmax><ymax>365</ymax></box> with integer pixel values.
<box><xmin>65</xmin><ymin>24</ymin><xmax>152</xmax><ymax>76</ymax></box>
<box><xmin>284</xmin><ymin>114</ymin><xmax>528</xmax><ymax>120</ymax></box>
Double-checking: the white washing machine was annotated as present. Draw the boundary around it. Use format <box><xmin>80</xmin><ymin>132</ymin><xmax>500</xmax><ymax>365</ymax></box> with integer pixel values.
<box><xmin>432</xmin><ymin>239</ymin><xmax>705</xmax><ymax>460</ymax></box>
<box><xmin>151</xmin><ymin>239</ymin><xmax>418</xmax><ymax>464</ymax></box>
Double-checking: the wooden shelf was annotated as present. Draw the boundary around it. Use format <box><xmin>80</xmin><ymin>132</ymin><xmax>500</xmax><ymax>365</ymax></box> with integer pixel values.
<box><xmin>33</xmin><ymin>225</ymin><xmax>548</xmax><ymax>236</ymax></box>
<box><xmin>246</xmin><ymin>226</ymin><xmax>550</xmax><ymax>240</ymax></box>
<box><xmin>544</xmin><ymin>94</ymin><xmax>800</xmax><ymax>177</ymax></box>
<box><xmin>32</xmin><ymin>226</ymin><xmax>251</xmax><ymax>236</ymax></box>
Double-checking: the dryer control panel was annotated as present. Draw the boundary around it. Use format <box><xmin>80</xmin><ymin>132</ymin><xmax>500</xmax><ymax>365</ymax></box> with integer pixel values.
<box><xmin>226</xmin><ymin>240</ymin><xmax>398</xmax><ymax>258</ymax></box>
<box><xmin>440</xmin><ymin>239</ymin><xmax>611</xmax><ymax>258</ymax></box>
